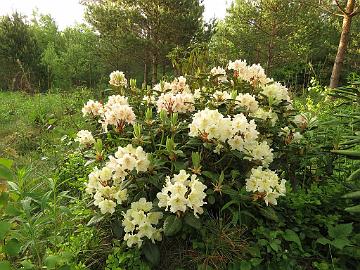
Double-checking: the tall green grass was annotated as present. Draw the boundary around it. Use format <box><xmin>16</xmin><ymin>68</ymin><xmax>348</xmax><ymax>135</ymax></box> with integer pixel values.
<box><xmin>0</xmin><ymin>88</ymin><xmax>95</xmax><ymax>177</ymax></box>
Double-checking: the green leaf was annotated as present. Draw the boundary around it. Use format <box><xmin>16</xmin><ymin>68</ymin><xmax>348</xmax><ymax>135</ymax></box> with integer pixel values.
<box><xmin>342</xmin><ymin>191</ymin><xmax>360</xmax><ymax>199</ymax></box>
<box><xmin>316</xmin><ymin>237</ymin><xmax>331</xmax><ymax>245</ymax></box>
<box><xmin>328</xmin><ymin>223</ymin><xmax>352</xmax><ymax>239</ymax></box>
<box><xmin>20</xmin><ymin>260</ymin><xmax>35</xmax><ymax>270</ymax></box>
<box><xmin>111</xmin><ymin>219</ymin><xmax>124</xmax><ymax>239</ymax></box>
<box><xmin>331</xmin><ymin>238</ymin><xmax>351</xmax><ymax>249</ymax></box>
<box><xmin>0</xmin><ymin>192</ymin><xmax>9</xmax><ymax>208</ymax></box>
<box><xmin>347</xmin><ymin>168</ymin><xmax>360</xmax><ymax>181</ymax></box>
<box><xmin>221</xmin><ymin>200</ymin><xmax>239</xmax><ymax>212</ymax></box>
<box><xmin>0</xmin><ymin>261</ymin><xmax>12</xmax><ymax>270</ymax></box>
<box><xmin>0</xmin><ymin>221</ymin><xmax>11</xmax><ymax>240</ymax></box>
<box><xmin>331</xmin><ymin>150</ymin><xmax>360</xmax><ymax>159</ymax></box>
<box><xmin>283</xmin><ymin>229</ymin><xmax>303</xmax><ymax>251</ymax></box>
<box><xmin>207</xmin><ymin>195</ymin><xmax>215</xmax><ymax>205</ymax></box>
<box><xmin>0</xmin><ymin>164</ymin><xmax>13</xmax><ymax>181</ymax></box>
<box><xmin>142</xmin><ymin>241</ymin><xmax>160</xmax><ymax>266</ymax></box>
<box><xmin>58</xmin><ymin>265</ymin><xmax>71</xmax><ymax>270</ymax></box>
<box><xmin>345</xmin><ymin>205</ymin><xmax>360</xmax><ymax>213</ymax></box>
<box><xmin>259</xmin><ymin>207</ymin><xmax>279</xmax><ymax>222</ymax></box>
<box><xmin>163</xmin><ymin>215</ymin><xmax>182</xmax><ymax>236</ymax></box>
<box><xmin>202</xmin><ymin>171</ymin><xmax>218</xmax><ymax>181</ymax></box>
<box><xmin>5</xmin><ymin>203</ymin><xmax>22</xmax><ymax>216</ymax></box>
<box><xmin>87</xmin><ymin>214</ymin><xmax>104</xmax><ymax>226</ymax></box>
<box><xmin>45</xmin><ymin>255</ymin><xmax>61</xmax><ymax>269</ymax></box>
<box><xmin>4</xmin><ymin>238</ymin><xmax>21</xmax><ymax>256</ymax></box>
<box><xmin>0</xmin><ymin>159</ymin><xmax>13</xmax><ymax>169</ymax></box>
<box><xmin>184</xmin><ymin>213</ymin><xmax>201</xmax><ymax>230</ymax></box>
<box><xmin>250</xmin><ymin>258</ymin><xmax>263</xmax><ymax>266</ymax></box>
<box><xmin>269</xmin><ymin>239</ymin><xmax>281</xmax><ymax>252</ymax></box>
<box><xmin>231</xmin><ymin>150</ymin><xmax>244</xmax><ymax>160</ymax></box>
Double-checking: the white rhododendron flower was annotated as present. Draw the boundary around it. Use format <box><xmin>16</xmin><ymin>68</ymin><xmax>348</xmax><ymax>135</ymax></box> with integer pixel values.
<box><xmin>170</xmin><ymin>76</ymin><xmax>190</xmax><ymax>93</ymax></box>
<box><xmin>251</xmin><ymin>108</ymin><xmax>278</xmax><ymax>126</ymax></box>
<box><xmin>193</xmin><ymin>88</ymin><xmax>202</xmax><ymax>99</ymax></box>
<box><xmin>261</xmin><ymin>82</ymin><xmax>291</xmax><ymax>105</ymax></box>
<box><xmin>85</xmin><ymin>144</ymin><xmax>150</xmax><ymax>214</ymax></box>
<box><xmin>157</xmin><ymin>170</ymin><xmax>207</xmax><ymax>217</ymax></box>
<box><xmin>101</xmin><ymin>103</ymin><xmax>136</xmax><ymax>132</ymax></box>
<box><xmin>82</xmin><ymin>100</ymin><xmax>104</xmax><ymax>117</ymax></box>
<box><xmin>104</xmin><ymin>95</ymin><xmax>129</xmax><ymax>109</ymax></box>
<box><xmin>210</xmin><ymin>66</ymin><xmax>228</xmax><ymax>82</ymax></box>
<box><xmin>189</xmin><ymin>108</ymin><xmax>233</xmax><ymax>142</ymax></box>
<box><xmin>122</xmin><ymin>198</ymin><xmax>163</xmax><ymax>248</ymax></box>
<box><xmin>190</xmin><ymin>109</ymin><xmax>274</xmax><ymax>166</ymax></box>
<box><xmin>235</xmin><ymin>93</ymin><xmax>259</xmax><ymax>113</ymax></box>
<box><xmin>212</xmin><ymin>90</ymin><xmax>231</xmax><ymax>103</ymax></box>
<box><xmin>243</xmin><ymin>141</ymin><xmax>274</xmax><ymax>167</ymax></box>
<box><xmin>156</xmin><ymin>92</ymin><xmax>195</xmax><ymax>114</ymax></box>
<box><xmin>293</xmin><ymin>114</ymin><xmax>308</xmax><ymax>129</ymax></box>
<box><xmin>228</xmin><ymin>60</ymin><xmax>271</xmax><ymax>86</ymax></box>
<box><xmin>246</xmin><ymin>64</ymin><xmax>272</xmax><ymax>86</ymax></box>
<box><xmin>153</xmin><ymin>81</ymin><xmax>172</xmax><ymax>92</ymax></box>
<box><xmin>75</xmin><ymin>130</ymin><xmax>95</xmax><ymax>147</ymax></box>
<box><xmin>228</xmin><ymin>59</ymin><xmax>247</xmax><ymax>75</ymax></box>
<box><xmin>109</xmin><ymin>70</ymin><xmax>127</xmax><ymax>87</ymax></box>
<box><xmin>245</xmin><ymin>166</ymin><xmax>286</xmax><ymax>205</ymax></box>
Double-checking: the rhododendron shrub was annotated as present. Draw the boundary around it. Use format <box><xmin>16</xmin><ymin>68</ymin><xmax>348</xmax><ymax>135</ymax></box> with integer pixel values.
<box><xmin>75</xmin><ymin>60</ymin><xmax>311</xmax><ymax>261</ymax></box>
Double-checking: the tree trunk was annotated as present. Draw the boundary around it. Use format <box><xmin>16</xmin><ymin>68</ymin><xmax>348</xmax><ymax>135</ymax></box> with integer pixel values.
<box><xmin>143</xmin><ymin>62</ymin><xmax>148</xmax><ymax>88</ymax></box>
<box><xmin>329</xmin><ymin>0</ymin><xmax>356</xmax><ymax>88</ymax></box>
<box><xmin>151</xmin><ymin>54</ymin><xmax>158</xmax><ymax>86</ymax></box>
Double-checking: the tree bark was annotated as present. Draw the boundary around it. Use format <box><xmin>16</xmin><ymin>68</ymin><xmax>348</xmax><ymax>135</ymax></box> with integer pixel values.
<box><xmin>329</xmin><ymin>0</ymin><xmax>356</xmax><ymax>88</ymax></box>
<box><xmin>151</xmin><ymin>54</ymin><xmax>158</xmax><ymax>86</ymax></box>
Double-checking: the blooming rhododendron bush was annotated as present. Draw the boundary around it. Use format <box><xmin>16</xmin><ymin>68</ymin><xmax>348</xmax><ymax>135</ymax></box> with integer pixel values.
<box><xmin>75</xmin><ymin>60</ymin><xmax>311</xmax><ymax>267</ymax></box>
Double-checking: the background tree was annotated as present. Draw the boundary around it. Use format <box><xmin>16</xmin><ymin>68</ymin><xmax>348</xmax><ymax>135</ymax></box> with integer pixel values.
<box><xmin>210</xmin><ymin>0</ymin><xmax>341</xmax><ymax>87</ymax></box>
<box><xmin>83</xmin><ymin>0</ymin><xmax>204</xmax><ymax>85</ymax></box>
<box><xmin>320</xmin><ymin>0</ymin><xmax>360</xmax><ymax>88</ymax></box>
<box><xmin>0</xmin><ymin>13</ymin><xmax>42</xmax><ymax>91</ymax></box>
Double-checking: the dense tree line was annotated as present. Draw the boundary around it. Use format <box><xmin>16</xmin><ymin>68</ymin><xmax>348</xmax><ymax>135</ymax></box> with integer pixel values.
<box><xmin>210</xmin><ymin>0</ymin><xmax>360</xmax><ymax>87</ymax></box>
<box><xmin>0</xmin><ymin>12</ymin><xmax>105</xmax><ymax>91</ymax></box>
<box><xmin>0</xmin><ymin>0</ymin><xmax>359</xmax><ymax>92</ymax></box>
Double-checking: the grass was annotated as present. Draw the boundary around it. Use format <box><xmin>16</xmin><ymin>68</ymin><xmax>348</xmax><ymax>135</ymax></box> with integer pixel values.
<box><xmin>0</xmin><ymin>88</ymin><xmax>95</xmax><ymax>177</ymax></box>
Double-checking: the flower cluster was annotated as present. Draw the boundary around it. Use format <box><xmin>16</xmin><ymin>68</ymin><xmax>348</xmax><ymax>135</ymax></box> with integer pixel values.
<box><xmin>170</xmin><ymin>76</ymin><xmax>190</xmax><ymax>93</ymax></box>
<box><xmin>189</xmin><ymin>108</ymin><xmax>233</xmax><ymax>142</ymax></box>
<box><xmin>122</xmin><ymin>198</ymin><xmax>163</xmax><ymax>248</ymax></box>
<box><xmin>212</xmin><ymin>90</ymin><xmax>231</xmax><ymax>103</ymax></box>
<box><xmin>157</xmin><ymin>170</ymin><xmax>207</xmax><ymax>217</ymax></box>
<box><xmin>228</xmin><ymin>60</ymin><xmax>272</xmax><ymax>86</ymax></box>
<box><xmin>235</xmin><ymin>93</ymin><xmax>259</xmax><ymax>113</ymax></box>
<box><xmin>82</xmin><ymin>94</ymin><xmax>135</xmax><ymax>133</ymax></box>
<box><xmin>75</xmin><ymin>130</ymin><xmax>95</xmax><ymax>147</ymax></box>
<box><xmin>156</xmin><ymin>92</ymin><xmax>195</xmax><ymax>114</ymax></box>
<box><xmin>153</xmin><ymin>76</ymin><xmax>190</xmax><ymax>94</ymax></box>
<box><xmin>210</xmin><ymin>66</ymin><xmax>228</xmax><ymax>83</ymax></box>
<box><xmin>153</xmin><ymin>81</ymin><xmax>172</xmax><ymax>92</ymax></box>
<box><xmin>293</xmin><ymin>114</ymin><xmax>309</xmax><ymax>129</ymax></box>
<box><xmin>245</xmin><ymin>166</ymin><xmax>286</xmax><ymax>205</ymax></box>
<box><xmin>101</xmin><ymin>102</ymin><xmax>136</xmax><ymax>132</ymax></box>
<box><xmin>261</xmin><ymin>82</ymin><xmax>291</xmax><ymax>105</ymax></box>
<box><xmin>86</xmin><ymin>167</ymin><xmax>128</xmax><ymax>214</ymax></box>
<box><xmin>189</xmin><ymin>109</ymin><xmax>273</xmax><ymax>166</ymax></box>
<box><xmin>109</xmin><ymin>70</ymin><xmax>127</xmax><ymax>87</ymax></box>
<box><xmin>82</xmin><ymin>100</ymin><xmax>104</xmax><ymax>117</ymax></box>
<box><xmin>85</xmin><ymin>144</ymin><xmax>150</xmax><ymax>214</ymax></box>
<box><xmin>75</xmin><ymin>60</ymin><xmax>305</xmax><ymax>252</ymax></box>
